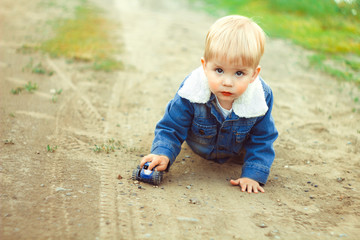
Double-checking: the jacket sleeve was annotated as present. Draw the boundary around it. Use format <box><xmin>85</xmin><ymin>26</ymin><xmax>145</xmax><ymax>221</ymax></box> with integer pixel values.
<box><xmin>151</xmin><ymin>93</ymin><xmax>194</xmax><ymax>168</ymax></box>
<box><xmin>241</xmin><ymin>85</ymin><xmax>278</xmax><ymax>184</ymax></box>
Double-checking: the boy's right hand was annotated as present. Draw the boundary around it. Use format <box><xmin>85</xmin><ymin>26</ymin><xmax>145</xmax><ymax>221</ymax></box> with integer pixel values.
<box><xmin>140</xmin><ymin>154</ymin><xmax>169</xmax><ymax>171</ymax></box>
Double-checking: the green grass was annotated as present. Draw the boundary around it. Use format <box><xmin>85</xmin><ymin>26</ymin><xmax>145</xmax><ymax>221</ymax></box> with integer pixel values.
<box><xmin>11</xmin><ymin>81</ymin><xmax>38</xmax><ymax>94</ymax></box>
<box><xmin>40</xmin><ymin>3</ymin><xmax>123</xmax><ymax>72</ymax></box>
<box><xmin>4</xmin><ymin>139</ymin><xmax>15</xmax><ymax>145</ymax></box>
<box><xmin>47</xmin><ymin>145</ymin><xmax>58</xmax><ymax>152</ymax></box>
<box><xmin>93</xmin><ymin>139</ymin><xmax>122</xmax><ymax>154</ymax></box>
<box><xmin>23</xmin><ymin>59</ymin><xmax>54</xmax><ymax>76</ymax></box>
<box><xmin>308</xmin><ymin>54</ymin><xmax>360</xmax><ymax>84</ymax></box>
<box><xmin>51</xmin><ymin>88</ymin><xmax>63</xmax><ymax>103</ymax></box>
<box><xmin>194</xmin><ymin>0</ymin><xmax>360</xmax><ymax>85</ymax></box>
<box><xmin>345</xmin><ymin>59</ymin><xmax>360</xmax><ymax>71</ymax></box>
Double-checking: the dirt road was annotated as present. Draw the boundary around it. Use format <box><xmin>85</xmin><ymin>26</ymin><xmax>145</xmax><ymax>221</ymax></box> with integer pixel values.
<box><xmin>1</xmin><ymin>0</ymin><xmax>359</xmax><ymax>239</ymax></box>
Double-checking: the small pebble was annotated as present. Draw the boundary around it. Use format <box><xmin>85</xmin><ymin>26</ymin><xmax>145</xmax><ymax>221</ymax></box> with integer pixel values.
<box><xmin>177</xmin><ymin>217</ymin><xmax>199</xmax><ymax>222</ymax></box>
<box><xmin>257</xmin><ymin>223</ymin><xmax>268</xmax><ymax>228</ymax></box>
<box><xmin>186</xmin><ymin>185</ymin><xmax>192</xmax><ymax>189</ymax></box>
<box><xmin>189</xmin><ymin>198</ymin><xmax>199</xmax><ymax>204</ymax></box>
<box><xmin>337</xmin><ymin>177</ymin><xmax>345</xmax><ymax>183</ymax></box>
<box><xmin>56</xmin><ymin>187</ymin><xmax>71</xmax><ymax>192</ymax></box>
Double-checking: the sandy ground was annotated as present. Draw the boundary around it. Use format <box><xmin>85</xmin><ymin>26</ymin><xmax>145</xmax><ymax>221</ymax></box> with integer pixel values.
<box><xmin>1</xmin><ymin>0</ymin><xmax>360</xmax><ymax>239</ymax></box>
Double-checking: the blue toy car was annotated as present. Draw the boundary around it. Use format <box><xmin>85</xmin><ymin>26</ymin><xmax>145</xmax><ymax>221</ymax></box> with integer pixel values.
<box><xmin>132</xmin><ymin>162</ymin><xmax>163</xmax><ymax>185</ymax></box>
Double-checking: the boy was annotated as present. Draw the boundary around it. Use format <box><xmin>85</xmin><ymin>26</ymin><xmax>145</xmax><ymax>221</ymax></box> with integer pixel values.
<box><xmin>140</xmin><ymin>15</ymin><xmax>278</xmax><ymax>193</ymax></box>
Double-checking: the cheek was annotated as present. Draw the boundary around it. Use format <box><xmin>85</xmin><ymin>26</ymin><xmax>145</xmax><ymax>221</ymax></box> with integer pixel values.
<box><xmin>235</xmin><ymin>82</ymin><xmax>249</xmax><ymax>95</ymax></box>
<box><xmin>208</xmin><ymin>77</ymin><xmax>219</xmax><ymax>91</ymax></box>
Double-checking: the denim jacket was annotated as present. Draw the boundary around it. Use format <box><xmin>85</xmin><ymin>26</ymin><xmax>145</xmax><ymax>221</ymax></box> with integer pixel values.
<box><xmin>151</xmin><ymin>67</ymin><xmax>278</xmax><ymax>184</ymax></box>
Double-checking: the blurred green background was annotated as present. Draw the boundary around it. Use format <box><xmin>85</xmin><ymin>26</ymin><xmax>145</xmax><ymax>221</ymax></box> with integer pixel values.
<box><xmin>193</xmin><ymin>0</ymin><xmax>360</xmax><ymax>85</ymax></box>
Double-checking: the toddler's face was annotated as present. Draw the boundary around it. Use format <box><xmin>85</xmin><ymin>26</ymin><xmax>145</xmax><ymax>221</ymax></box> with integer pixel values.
<box><xmin>201</xmin><ymin>57</ymin><xmax>260</xmax><ymax>110</ymax></box>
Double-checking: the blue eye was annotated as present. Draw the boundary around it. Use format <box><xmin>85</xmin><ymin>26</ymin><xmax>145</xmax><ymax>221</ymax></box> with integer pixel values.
<box><xmin>215</xmin><ymin>68</ymin><xmax>223</xmax><ymax>74</ymax></box>
<box><xmin>235</xmin><ymin>71</ymin><xmax>244</xmax><ymax>77</ymax></box>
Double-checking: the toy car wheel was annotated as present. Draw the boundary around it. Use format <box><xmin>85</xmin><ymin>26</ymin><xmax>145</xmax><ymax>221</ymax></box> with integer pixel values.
<box><xmin>152</xmin><ymin>171</ymin><xmax>163</xmax><ymax>185</ymax></box>
<box><xmin>132</xmin><ymin>169</ymin><xmax>140</xmax><ymax>181</ymax></box>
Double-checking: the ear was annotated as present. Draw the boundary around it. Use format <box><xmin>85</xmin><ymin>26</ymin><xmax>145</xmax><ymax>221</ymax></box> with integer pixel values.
<box><xmin>201</xmin><ymin>57</ymin><xmax>206</xmax><ymax>70</ymax></box>
<box><xmin>250</xmin><ymin>66</ymin><xmax>261</xmax><ymax>83</ymax></box>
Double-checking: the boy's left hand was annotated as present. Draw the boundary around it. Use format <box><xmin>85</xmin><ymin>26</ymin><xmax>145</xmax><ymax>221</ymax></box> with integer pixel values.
<box><xmin>230</xmin><ymin>178</ymin><xmax>265</xmax><ymax>193</ymax></box>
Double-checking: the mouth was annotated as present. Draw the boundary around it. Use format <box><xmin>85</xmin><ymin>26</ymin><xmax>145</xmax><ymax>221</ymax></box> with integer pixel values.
<box><xmin>221</xmin><ymin>91</ymin><xmax>232</xmax><ymax>96</ymax></box>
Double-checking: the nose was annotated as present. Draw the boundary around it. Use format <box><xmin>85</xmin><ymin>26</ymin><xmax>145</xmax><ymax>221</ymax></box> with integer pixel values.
<box><xmin>222</xmin><ymin>75</ymin><xmax>233</xmax><ymax>87</ymax></box>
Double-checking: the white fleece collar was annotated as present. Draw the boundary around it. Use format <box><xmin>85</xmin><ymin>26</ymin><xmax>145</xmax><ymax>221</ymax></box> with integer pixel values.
<box><xmin>178</xmin><ymin>66</ymin><xmax>268</xmax><ymax>118</ymax></box>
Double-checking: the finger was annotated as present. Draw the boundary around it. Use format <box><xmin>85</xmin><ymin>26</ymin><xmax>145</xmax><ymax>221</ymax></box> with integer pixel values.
<box><xmin>140</xmin><ymin>155</ymin><xmax>153</xmax><ymax>167</ymax></box>
<box><xmin>247</xmin><ymin>185</ymin><xmax>253</xmax><ymax>193</ymax></box>
<box><xmin>253</xmin><ymin>186</ymin><xmax>259</xmax><ymax>194</ymax></box>
<box><xmin>240</xmin><ymin>182</ymin><xmax>247</xmax><ymax>192</ymax></box>
<box><xmin>155</xmin><ymin>161</ymin><xmax>168</xmax><ymax>171</ymax></box>
<box><xmin>148</xmin><ymin>158</ymin><xmax>161</xmax><ymax>170</ymax></box>
<box><xmin>230</xmin><ymin>179</ymin><xmax>240</xmax><ymax>186</ymax></box>
<box><xmin>258</xmin><ymin>185</ymin><xmax>265</xmax><ymax>193</ymax></box>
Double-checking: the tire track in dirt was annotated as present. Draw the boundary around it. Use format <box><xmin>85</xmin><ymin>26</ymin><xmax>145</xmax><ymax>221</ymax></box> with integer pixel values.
<box><xmin>47</xmin><ymin>58</ymin><xmax>122</xmax><ymax>238</ymax></box>
<box><xmin>103</xmin><ymin>70</ymin><xmax>184</xmax><ymax>239</ymax></box>
<box><xmin>100</xmin><ymin>70</ymin><xmax>146</xmax><ymax>239</ymax></box>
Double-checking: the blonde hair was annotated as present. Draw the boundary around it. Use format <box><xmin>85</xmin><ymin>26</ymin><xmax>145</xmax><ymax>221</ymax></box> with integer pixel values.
<box><xmin>204</xmin><ymin>15</ymin><xmax>266</xmax><ymax>69</ymax></box>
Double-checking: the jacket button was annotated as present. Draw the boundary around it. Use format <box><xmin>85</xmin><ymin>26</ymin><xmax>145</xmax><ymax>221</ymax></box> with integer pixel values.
<box><xmin>199</xmin><ymin>129</ymin><xmax>205</xmax><ymax>135</ymax></box>
<box><xmin>218</xmin><ymin>146</ymin><xmax>225</xmax><ymax>150</ymax></box>
<box><xmin>220</xmin><ymin>128</ymin><xmax>227</xmax><ymax>133</ymax></box>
